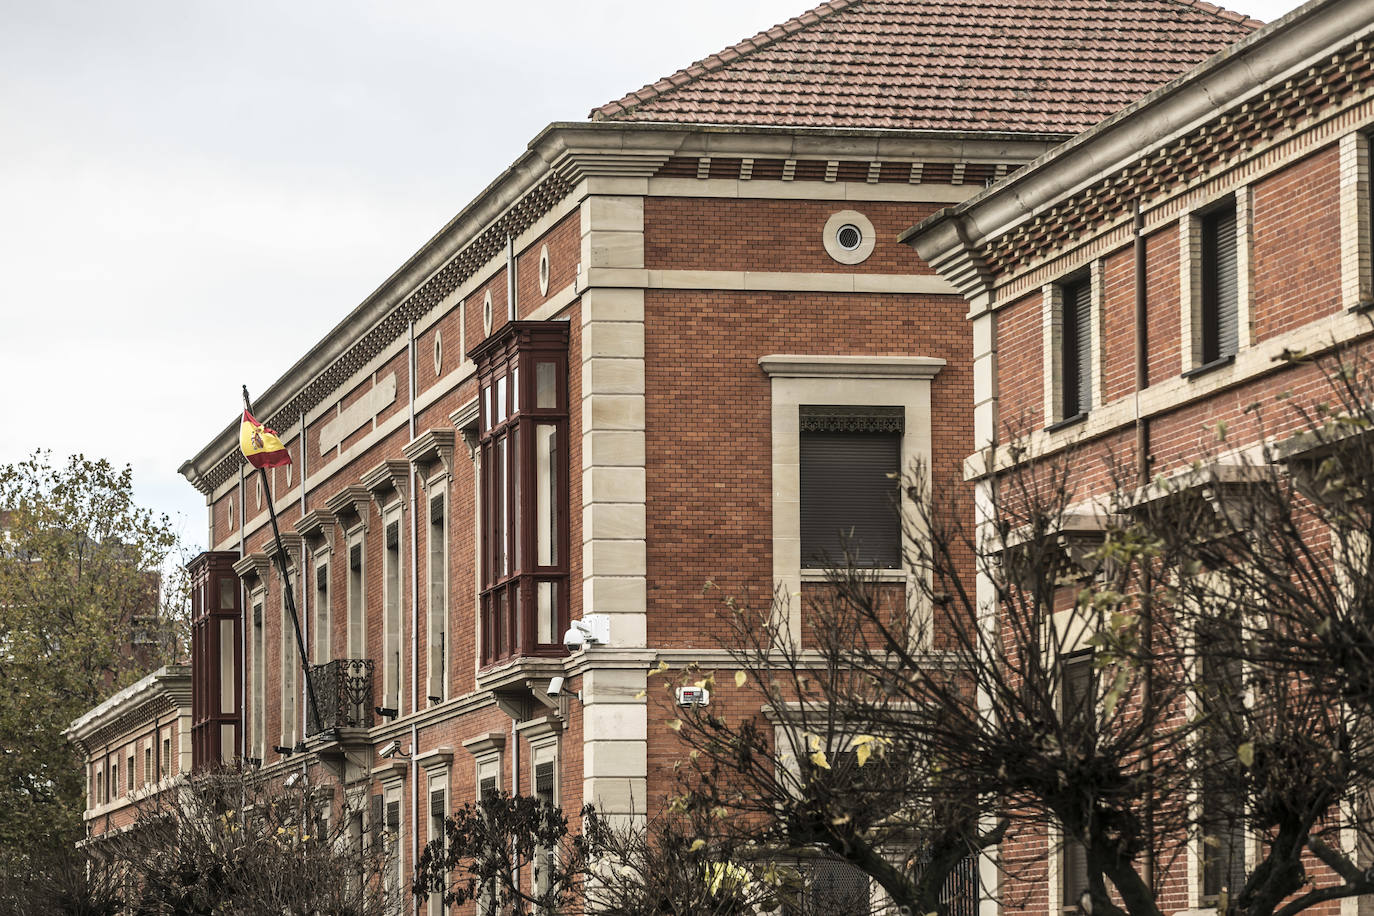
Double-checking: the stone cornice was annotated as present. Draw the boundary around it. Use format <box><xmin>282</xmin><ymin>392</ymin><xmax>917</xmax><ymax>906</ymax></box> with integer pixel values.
<box><xmin>263</xmin><ymin>533</ymin><xmax>304</xmax><ymax>569</ymax></box>
<box><xmin>402</xmin><ymin>429</ymin><xmax>456</xmax><ymax>483</ymax></box>
<box><xmin>65</xmin><ymin>666</ymin><xmax>192</xmax><ymax>752</ymax></box>
<box><xmin>180</xmin><ymin>117</ymin><xmax>1063</xmax><ymax>499</ymax></box>
<box><xmin>232</xmin><ymin>553</ymin><xmax>271</xmax><ymax>587</ymax></box>
<box><xmin>462</xmin><ymin>732</ymin><xmax>507</xmax><ymax>757</ymax></box>
<box><xmin>758</xmin><ymin>354</ymin><xmax>946</xmax><ymax>380</ymax></box>
<box><xmin>360</xmin><ymin>460</ymin><xmax>410</xmax><ymax>508</ymax></box>
<box><xmin>295</xmin><ymin>508</ymin><xmax>336</xmax><ymax>551</ymax></box>
<box><xmin>324</xmin><ymin>485</ymin><xmax>372</xmax><ymax>532</ymax></box>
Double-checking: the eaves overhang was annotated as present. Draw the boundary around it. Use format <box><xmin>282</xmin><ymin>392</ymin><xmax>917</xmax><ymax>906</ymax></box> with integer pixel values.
<box><xmin>64</xmin><ymin>665</ymin><xmax>192</xmax><ymax>751</ymax></box>
<box><xmin>900</xmin><ymin>0</ymin><xmax>1373</xmax><ymax>305</ymax></box>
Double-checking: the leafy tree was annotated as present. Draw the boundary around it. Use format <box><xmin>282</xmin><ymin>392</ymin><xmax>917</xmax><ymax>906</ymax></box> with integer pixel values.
<box><xmin>0</xmin><ymin>452</ymin><xmax>185</xmax><ymax>872</ymax></box>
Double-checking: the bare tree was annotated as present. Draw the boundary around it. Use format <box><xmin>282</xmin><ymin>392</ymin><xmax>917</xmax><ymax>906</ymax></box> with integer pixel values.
<box><xmin>98</xmin><ymin>766</ymin><xmax>396</xmax><ymax>915</ymax></box>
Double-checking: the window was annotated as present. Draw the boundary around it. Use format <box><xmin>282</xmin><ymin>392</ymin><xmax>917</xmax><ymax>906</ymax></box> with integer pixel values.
<box><xmin>252</xmin><ymin>596</ymin><xmax>265</xmax><ymax>758</ymax></box>
<box><xmin>428</xmin><ymin>774</ymin><xmax>448</xmax><ymax>916</ymax></box>
<box><xmin>533</xmin><ymin>759</ymin><xmax>557</xmax><ymax>898</ymax></box>
<box><xmin>799</xmin><ymin>406</ymin><xmax>902</xmax><ymax>569</ymax></box>
<box><xmin>110</xmin><ymin>760</ymin><xmax>119</xmax><ymax>799</ymax></box>
<box><xmin>347</xmin><ymin>538</ymin><xmax>364</xmax><ymax>658</ymax></box>
<box><xmin>472</xmin><ymin>321</ymin><xmax>570</xmax><ymax>666</ymax></box>
<box><xmin>281</xmin><ymin>566</ymin><xmax>298</xmax><ymax>750</ymax></box>
<box><xmin>1058</xmin><ymin>276</ymin><xmax>1093</xmax><ymax>421</ymax></box>
<box><xmin>313</xmin><ymin>558</ymin><xmax>330</xmax><ymax>663</ymax></box>
<box><xmin>385</xmin><ymin>790</ymin><xmax>403</xmax><ymax>901</ymax></box>
<box><xmin>162</xmin><ymin>733</ymin><xmax>172</xmax><ymax>776</ymax></box>
<box><xmin>1199</xmin><ymin>652</ymin><xmax>1246</xmax><ymax>903</ymax></box>
<box><xmin>144</xmin><ymin>747</ymin><xmax>151</xmax><ymax>786</ymax></box>
<box><xmin>127</xmin><ymin>752</ymin><xmax>134</xmax><ymax>793</ymax></box>
<box><xmin>801</xmin><ymin>858</ymin><xmax>870</xmax><ymax>915</ymax></box>
<box><xmin>383</xmin><ymin>516</ymin><xmax>403</xmax><ymax>710</ymax></box>
<box><xmin>1199</xmin><ymin>202</ymin><xmax>1240</xmax><ymax>367</ymax></box>
<box><xmin>96</xmin><ymin>768</ymin><xmax>103</xmax><ymax>806</ymax></box>
<box><xmin>428</xmin><ymin>492</ymin><xmax>448</xmax><ymax>702</ymax></box>
<box><xmin>1059</xmin><ymin>652</ymin><xmax>1094</xmax><ymax>913</ymax></box>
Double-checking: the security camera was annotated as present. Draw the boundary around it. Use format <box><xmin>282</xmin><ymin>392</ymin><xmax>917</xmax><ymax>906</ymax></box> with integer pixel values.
<box><xmin>562</xmin><ymin>614</ymin><xmax>611</xmax><ymax>652</ymax></box>
<box><xmin>284</xmin><ymin>771</ymin><xmax>304</xmax><ymax>789</ymax></box>
<box><xmin>379</xmin><ymin>740</ymin><xmax>400</xmax><ymax>759</ymax></box>
<box><xmin>547</xmin><ymin>676</ymin><xmax>565</xmax><ymax>697</ymax></box>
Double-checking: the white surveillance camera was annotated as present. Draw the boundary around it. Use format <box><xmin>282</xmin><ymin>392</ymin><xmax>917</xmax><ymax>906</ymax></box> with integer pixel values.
<box><xmin>379</xmin><ymin>740</ymin><xmax>400</xmax><ymax>759</ymax></box>
<box><xmin>547</xmin><ymin>676</ymin><xmax>565</xmax><ymax>697</ymax></box>
<box><xmin>562</xmin><ymin>614</ymin><xmax>611</xmax><ymax>652</ymax></box>
<box><xmin>284</xmin><ymin>771</ymin><xmax>303</xmax><ymax>789</ymax></box>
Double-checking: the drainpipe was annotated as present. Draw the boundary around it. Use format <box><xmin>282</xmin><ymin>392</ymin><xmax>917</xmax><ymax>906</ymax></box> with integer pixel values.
<box><xmin>1134</xmin><ymin>201</ymin><xmax>1156</xmax><ymax>895</ymax></box>
<box><xmin>407</xmin><ymin>320</ymin><xmax>420</xmax><ymax>904</ymax></box>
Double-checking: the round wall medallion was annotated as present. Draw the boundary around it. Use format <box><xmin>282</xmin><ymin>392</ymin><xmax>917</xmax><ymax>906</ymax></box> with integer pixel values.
<box><xmin>538</xmin><ymin>244</ymin><xmax>550</xmax><ymax>297</ymax></box>
<box><xmin>823</xmin><ymin>210</ymin><xmax>877</xmax><ymax>265</ymax></box>
<box><xmin>482</xmin><ymin>290</ymin><xmax>493</xmax><ymax>335</ymax></box>
<box><xmin>227</xmin><ymin>496</ymin><xmax>234</xmax><ymax>529</ymax></box>
<box><xmin>433</xmin><ymin>328</ymin><xmax>444</xmax><ymax>376</ymax></box>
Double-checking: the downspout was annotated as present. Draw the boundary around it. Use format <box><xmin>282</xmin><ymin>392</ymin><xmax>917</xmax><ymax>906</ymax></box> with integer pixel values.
<box><xmin>408</xmin><ymin>320</ymin><xmax>420</xmax><ymax>905</ymax></box>
<box><xmin>1134</xmin><ymin>201</ymin><xmax>1156</xmax><ymax>895</ymax></box>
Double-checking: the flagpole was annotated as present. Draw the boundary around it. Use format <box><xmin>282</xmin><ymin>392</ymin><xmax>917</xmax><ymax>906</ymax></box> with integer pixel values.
<box><xmin>243</xmin><ymin>385</ymin><xmax>323</xmax><ymax>742</ymax></box>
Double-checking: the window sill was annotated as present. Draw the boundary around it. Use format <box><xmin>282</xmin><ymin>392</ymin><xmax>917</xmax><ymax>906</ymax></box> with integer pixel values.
<box><xmin>1181</xmin><ymin>354</ymin><xmax>1235</xmax><ymax>380</ymax></box>
<box><xmin>1045</xmin><ymin>412</ymin><xmax>1088</xmax><ymax>433</ymax></box>
<box><xmin>801</xmin><ymin>568</ymin><xmax>906</xmax><ymax>582</ymax></box>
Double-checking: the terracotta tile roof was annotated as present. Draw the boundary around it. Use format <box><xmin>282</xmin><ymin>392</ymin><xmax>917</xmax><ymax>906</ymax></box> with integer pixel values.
<box><xmin>591</xmin><ymin>0</ymin><xmax>1262</xmax><ymax>134</ymax></box>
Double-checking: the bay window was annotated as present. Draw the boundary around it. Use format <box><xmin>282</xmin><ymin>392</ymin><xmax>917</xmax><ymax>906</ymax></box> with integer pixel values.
<box><xmin>471</xmin><ymin>321</ymin><xmax>569</xmax><ymax>666</ymax></box>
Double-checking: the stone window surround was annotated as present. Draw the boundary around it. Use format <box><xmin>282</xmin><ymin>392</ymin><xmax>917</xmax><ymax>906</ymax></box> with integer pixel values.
<box><xmin>1041</xmin><ymin>260</ymin><xmax>1104</xmax><ymax>428</ymax></box>
<box><xmin>1179</xmin><ymin>187</ymin><xmax>1252</xmax><ymax>374</ymax></box>
<box><xmin>760</xmin><ymin>355</ymin><xmax>944</xmax><ymax>645</ymax></box>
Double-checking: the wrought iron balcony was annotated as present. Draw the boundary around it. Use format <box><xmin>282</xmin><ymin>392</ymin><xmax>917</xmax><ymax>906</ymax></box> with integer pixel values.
<box><xmin>306</xmin><ymin>658</ymin><xmax>374</xmax><ymax>735</ymax></box>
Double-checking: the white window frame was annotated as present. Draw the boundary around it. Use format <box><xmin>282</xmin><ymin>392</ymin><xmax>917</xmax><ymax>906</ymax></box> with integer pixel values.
<box><xmin>1339</xmin><ymin>130</ymin><xmax>1372</xmax><ymax>310</ymax></box>
<box><xmin>1042</xmin><ymin>261</ymin><xmax>1103</xmax><ymax>426</ymax></box>
<box><xmin>382</xmin><ymin>504</ymin><xmax>404</xmax><ymax>712</ymax></box>
<box><xmin>313</xmin><ymin>550</ymin><xmax>331</xmax><ymax>664</ymax></box>
<box><xmin>280</xmin><ymin>564</ymin><xmax>299</xmax><ymax>750</ymax></box>
<box><xmin>427</xmin><ymin>481</ymin><xmax>449</xmax><ymax>703</ymax></box>
<box><xmin>1180</xmin><ymin>188</ymin><xmax>1251</xmax><ymax>374</ymax></box>
<box><xmin>346</xmin><ymin>527</ymin><xmax>366</xmax><ymax>659</ymax></box>
<box><xmin>250</xmin><ymin>587</ymin><xmax>266</xmax><ymax>760</ymax></box>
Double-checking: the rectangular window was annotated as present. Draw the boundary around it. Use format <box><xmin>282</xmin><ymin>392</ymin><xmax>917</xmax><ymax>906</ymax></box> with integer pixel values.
<box><xmin>1060</xmin><ymin>652</ymin><xmax>1094</xmax><ymax>913</ymax></box>
<box><xmin>347</xmin><ymin>539</ymin><xmax>364</xmax><ymax>658</ymax></box>
<box><xmin>1059</xmin><ymin>276</ymin><xmax>1093</xmax><ymax>420</ymax></box>
<box><xmin>127</xmin><ymin>752</ymin><xmax>134</xmax><ymax>793</ymax></box>
<box><xmin>533</xmin><ymin>760</ymin><xmax>557</xmax><ymax>898</ymax></box>
<box><xmin>428</xmin><ymin>493</ymin><xmax>448</xmax><ymax>702</ymax></box>
<box><xmin>162</xmin><ymin>734</ymin><xmax>171</xmax><ymax>776</ymax></box>
<box><xmin>1200</xmin><ymin>652</ymin><xmax>1247</xmax><ymax>902</ymax></box>
<box><xmin>110</xmin><ymin>761</ymin><xmax>119</xmax><ymax>799</ymax></box>
<box><xmin>281</xmin><ymin>567</ymin><xmax>298</xmax><ymax>750</ymax></box>
<box><xmin>144</xmin><ymin>747</ymin><xmax>151</xmax><ymax>786</ymax></box>
<box><xmin>252</xmin><ymin>598</ymin><xmax>265</xmax><ymax>758</ymax></box>
<box><xmin>428</xmin><ymin>776</ymin><xmax>448</xmax><ymax>916</ymax></box>
<box><xmin>314</xmin><ymin>558</ymin><xmax>330</xmax><ymax>663</ymax></box>
<box><xmin>385</xmin><ymin>792</ymin><xmax>403</xmax><ymax>900</ymax></box>
<box><xmin>384</xmin><ymin>518</ymin><xmax>402</xmax><ymax>710</ymax></box>
<box><xmin>798</xmin><ymin>406</ymin><xmax>903</xmax><ymax>569</ymax></box>
<box><xmin>1200</xmin><ymin>202</ymin><xmax>1239</xmax><ymax>366</ymax></box>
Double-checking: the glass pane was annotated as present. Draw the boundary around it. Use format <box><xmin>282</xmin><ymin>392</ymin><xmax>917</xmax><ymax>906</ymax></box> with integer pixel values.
<box><xmin>510</xmin><ymin>426</ymin><xmax>521</xmax><ymax>571</ymax></box>
<box><xmin>536</xmin><ymin>424</ymin><xmax>557</xmax><ymax>566</ymax></box>
<box><xmin>482</xmin><ymin>384</ymin><xmax>491</xmax><ymax>431</ymax></box>
<box><xmin>511</xmin><ymin>366</ymin><xmax>520</xmax><ymax>414</ymax></box>
<box><xmin>537</xmin><ymin>581</ymin><xmax>557</xmax><ymax>645</ymax></box>
<box><xmin>497</xmin><ymin>438</ymin><xmax>508</xmax><ymax>577</ymax></box>
<box><xmin>536</xmin><ymin>361</ymin><xmax>557</xmax><ymax>409</ymax></box>
<box><xmin>218</xmin><ymin>577</ymin><xmax>235</xmax><ymax>610</ymax></box>
<box><xmin>495</xmin><ymin>375</ymin><xmax>507</xmax><ymax>424</ymax></box>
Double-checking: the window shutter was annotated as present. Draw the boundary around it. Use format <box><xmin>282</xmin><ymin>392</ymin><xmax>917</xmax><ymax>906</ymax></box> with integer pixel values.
<box><xmin>386</xmin><ymin>521</ymin><xmax>400</xmax><ymax>550</ymax></box>
<box><xmin>480</xmin><ymin>775</ymin><xmax>497</xmax><ymax>798</ymax></box>
<box><xmin>350</xmin><ymin>544</ymin><xmax>362</xmax><ymax>571</ymax></box>
<box><xmin>430</xmin><ymin>494</ymin><xmax>444</xmax><ymax>524</ymax></box>
<box><xmin>1061</xmin><ymin>278</ymin><xmax>1092</xmax><ymax>417</ymax></box>
<box><xmin>430</xmin><ymin>789</ymin><xmax>446</xmax><ymax>822</ymax></box>
<box><xmin>386</xmin><ymin>799</ymin><xmax>400</xmax><ymax>832</ymax></box>
<box><xmin>1202</xmin><ymin>205</ymin><xmax>1239</xmax><ymax>362</ymax></box>
<box><xmin>799</xmin><ymin>407</ymin><xmax>902</xmax><ymax>569</ymax></box>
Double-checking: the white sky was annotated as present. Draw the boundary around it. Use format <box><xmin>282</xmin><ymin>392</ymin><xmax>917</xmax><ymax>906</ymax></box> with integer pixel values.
<box><xmin>0</xmin><ymin>0</ymin><xmax>1306</xmax><ymax>552</ymax></box>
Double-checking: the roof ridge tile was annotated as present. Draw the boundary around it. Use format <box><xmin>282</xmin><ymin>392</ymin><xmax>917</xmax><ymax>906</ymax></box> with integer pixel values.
<box><xmin>1166</xmin><ymin>0</ymin><xmax>1265</xmax><ymax>29</ymax></box>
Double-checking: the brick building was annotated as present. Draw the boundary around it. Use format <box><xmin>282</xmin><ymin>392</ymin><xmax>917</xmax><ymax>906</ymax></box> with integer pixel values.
<box><xmin>65</xmin><ymin>665</ymin><xmax>192</xmax><ymax>843</ymax></box>
<box><xmin>905</xmin><ymin>0</ymin><xmax>1374</xmax><ymax>911</ymax></box>
<box><xmin>67</xmin><ymin>0</ymin><xmax>1261</xmax><ymax>909</ymax></box>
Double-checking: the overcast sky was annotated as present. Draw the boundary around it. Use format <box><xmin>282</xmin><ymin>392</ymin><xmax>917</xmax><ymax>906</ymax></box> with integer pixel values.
<box><xmin>0</xmin><ymin>0</ymin><xmax>1305</xmax><ymax>552</ymax></box>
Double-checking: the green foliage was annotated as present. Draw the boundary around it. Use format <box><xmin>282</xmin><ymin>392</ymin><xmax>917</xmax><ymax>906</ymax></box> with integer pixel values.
<box><xmin>0</xmin><ymin>451</ymin><xmax>185</xmax><ymax>871</ymax></box>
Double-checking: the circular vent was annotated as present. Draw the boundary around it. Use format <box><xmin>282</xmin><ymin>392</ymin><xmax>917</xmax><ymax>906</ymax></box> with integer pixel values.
<box><xmin>836</xmin><ymin>224</ymin><xmax>863</xmax><ymax>251</ymax></box>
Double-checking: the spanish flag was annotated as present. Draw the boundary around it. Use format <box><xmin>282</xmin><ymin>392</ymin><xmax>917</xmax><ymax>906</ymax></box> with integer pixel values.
<box><xmin>240</xmin><ymin>409</ymin><xmax>291</xmax><ymax>469</ymax></box>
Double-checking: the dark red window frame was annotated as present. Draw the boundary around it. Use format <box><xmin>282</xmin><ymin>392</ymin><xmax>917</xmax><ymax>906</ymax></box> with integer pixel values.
<box><xmin>470</xmin><ymin>320</ymin><xmax>570</xmax><ymax>667</ymax></box>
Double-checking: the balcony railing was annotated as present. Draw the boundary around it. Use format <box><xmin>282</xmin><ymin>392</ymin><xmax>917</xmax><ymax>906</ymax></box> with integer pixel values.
<box><xmin>306</xmin><ymin>658</ymin><xmax>374</xmax><ymax>735</ymax></box>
